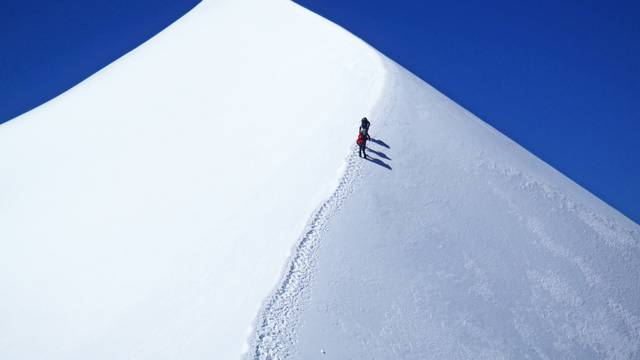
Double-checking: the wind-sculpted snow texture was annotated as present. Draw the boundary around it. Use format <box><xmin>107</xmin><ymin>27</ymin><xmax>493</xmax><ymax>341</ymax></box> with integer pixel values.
<box><xmin>252</xmin><ymin>57</ymin><xmax>640</xmax><ymax>359</ymax></box>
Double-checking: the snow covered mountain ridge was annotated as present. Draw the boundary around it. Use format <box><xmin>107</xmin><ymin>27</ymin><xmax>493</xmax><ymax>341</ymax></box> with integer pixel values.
<box><xmin>1</xmin><ymin>0</ymin><xmax>639</xmax><ymax>359</ymax></box>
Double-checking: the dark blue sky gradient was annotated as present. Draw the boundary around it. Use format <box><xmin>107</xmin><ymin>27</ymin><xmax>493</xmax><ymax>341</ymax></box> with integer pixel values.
<box><xmin>1</xmin><ymin>0</ymin><xmax>638</xmax><ymax>222</ymax></box>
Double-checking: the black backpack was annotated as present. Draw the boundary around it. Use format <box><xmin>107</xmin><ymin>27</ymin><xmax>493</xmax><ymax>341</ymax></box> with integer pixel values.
<box><xmin>361</xmin><ymin>117</ymin><xmax>370</xmax><ymax>130</ymax></box>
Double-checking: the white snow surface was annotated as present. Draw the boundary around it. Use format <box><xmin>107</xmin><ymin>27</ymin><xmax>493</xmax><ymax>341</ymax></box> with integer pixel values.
<box><xmin>2</xmin><ymin>1</ymin><xmax>639</xmax><ymax>359</ymax></box>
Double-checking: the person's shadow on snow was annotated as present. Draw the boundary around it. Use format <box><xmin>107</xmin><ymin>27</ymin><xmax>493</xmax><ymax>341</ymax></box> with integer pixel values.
<box><xmin>364</xmin><ymin>138</ymin><xmax>392</xmax><ymax>170</ymax></box>
<box><xmin>366</xmin><ymin>148</ymin><xmax>391</xmax><ymax>161</ymax></box>
<box><xmin>369</xmin><ymin>138</ymin><xmax>390</xmax><ymax>149</ymax></box>
<box><xmin>365</xmin><ymin>156</ymin><xmax>392</xmax><ymax>170</ymax></box>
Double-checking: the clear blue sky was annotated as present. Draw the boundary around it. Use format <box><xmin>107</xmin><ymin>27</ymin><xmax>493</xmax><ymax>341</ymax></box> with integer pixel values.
<box><xmin>1</xmin><ymin>0</ymin><xmax>638</xmax><ymax>222</ymax></box>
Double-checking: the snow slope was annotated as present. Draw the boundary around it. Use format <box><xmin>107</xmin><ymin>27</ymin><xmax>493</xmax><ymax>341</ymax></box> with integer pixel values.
<box><xmin>2</xmin><ymin>0</ymin><xmax>639</xmax><ymax>359</ymax></box>
<box><xmin>0</xmin><ymin>1</ymin><xmax>385</xmax><ymax>358</ymax></box>
<box><xmin>250</xmin><ymin>56</ymin><xmax>640</xmax><ymax>358</ymax></box>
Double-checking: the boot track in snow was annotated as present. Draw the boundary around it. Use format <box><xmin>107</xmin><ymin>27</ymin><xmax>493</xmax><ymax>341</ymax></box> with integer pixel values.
<box><xmin>248</xmin><ymin>150</ymin><xmax>363</xmax><ymax>359</ymax></box>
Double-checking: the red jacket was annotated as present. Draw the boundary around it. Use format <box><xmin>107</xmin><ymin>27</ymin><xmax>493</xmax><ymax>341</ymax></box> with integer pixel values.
<box><xmin>357</xmin><ymin>132</ymin><xmax>366</xmax><ymax>145</ymax></box>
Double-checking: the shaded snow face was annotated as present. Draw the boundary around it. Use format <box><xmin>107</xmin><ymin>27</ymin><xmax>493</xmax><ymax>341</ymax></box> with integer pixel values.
<box><xmin>251</xmin><ymin>58</ymin><xmax>640</xmax><ymax>359</ymax></box>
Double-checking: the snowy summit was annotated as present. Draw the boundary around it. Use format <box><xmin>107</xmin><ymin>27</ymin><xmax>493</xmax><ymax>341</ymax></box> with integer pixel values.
<box><xmin>1</xmin><ymin>1</ymin><xmax>639</xmax><ymax>359</ymax></box>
